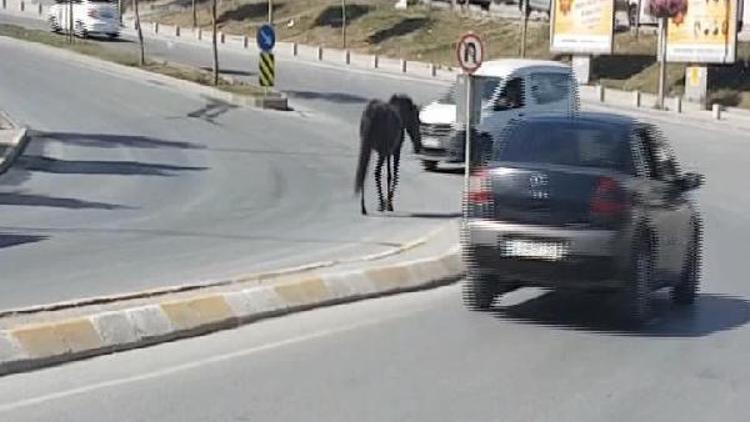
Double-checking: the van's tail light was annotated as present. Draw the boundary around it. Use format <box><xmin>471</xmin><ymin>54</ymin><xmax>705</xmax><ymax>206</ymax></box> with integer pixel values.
<box><xmin>468</xmin><ymin>168</ymin><xmax>491</xmax><ymax>205</ymax></box>
<box><xmin>590</xmin><ymin>176</ymin><xmax>628</xmax><ymax>216</ymax></box>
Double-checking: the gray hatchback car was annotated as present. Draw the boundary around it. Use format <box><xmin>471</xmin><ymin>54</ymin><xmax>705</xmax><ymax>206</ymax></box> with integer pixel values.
<box><xmin>462</xmin><ymin>112</ymin><xmax>704</xmax><ymax>325</ymax></box>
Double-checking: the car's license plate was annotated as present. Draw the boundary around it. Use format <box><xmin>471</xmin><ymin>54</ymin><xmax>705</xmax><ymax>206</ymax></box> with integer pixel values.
<box><xmin>422</xmin><ymin>137</ymin><xmax>441</xmax><ymax>148</ymax></box>
<box><xmin>502</xmin><ymin>239</ymin><xmax>566</xmax><ymax>261</ymax></box>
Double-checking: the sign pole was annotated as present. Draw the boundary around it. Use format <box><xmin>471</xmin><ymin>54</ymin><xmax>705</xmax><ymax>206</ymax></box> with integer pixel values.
<box><xmin>657</xmin><ymin>16</ymin><xmax>667</xmax><ymax>109</ymax></box>
<box><xmin>463</xmin><ymin>74</ymin><xmax>472</xmax><ymax>213</ymax></box>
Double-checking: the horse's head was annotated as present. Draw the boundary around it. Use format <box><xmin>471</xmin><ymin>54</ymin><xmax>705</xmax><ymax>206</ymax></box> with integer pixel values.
<box><xmin>389</xmin><ymin>94</ymin><xmax>422</xmax><ymax>154</ymax></box>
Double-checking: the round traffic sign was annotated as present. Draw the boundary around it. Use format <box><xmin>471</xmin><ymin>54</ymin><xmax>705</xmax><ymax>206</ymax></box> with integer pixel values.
<box><xmin>456</xmin><ymin>33</ymin><xmax>484</xmax><ymax>74</ymax></box>
<box><xmin>257</xmin><ymin>24</ymin><xmax>276</xmax><ymax>52</ymax></box>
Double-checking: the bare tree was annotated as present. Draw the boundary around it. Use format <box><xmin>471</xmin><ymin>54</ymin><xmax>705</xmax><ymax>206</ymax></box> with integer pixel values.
<box><xmin>67</xmin><ymin>0</ymin><xmax>74</xmax><ymax>44</ymax></box>
<box><xmin>211</xmin><ymin>0</ymin><xmax>219</xmax><ymax>85</ymax></box>
<box><xmin>341</xmin><ymin>0</ymin><xmax>346</xmax><ymax>48</ymax></box>
<box><xmin>192</xmin><ymin>0</ymin><xmax>197</xmax><ymax>28</ymax></box>
<box><xmin>133</xmin><ymin>0</ymin><xmax>145</xmax><ymax>66</ymax></box>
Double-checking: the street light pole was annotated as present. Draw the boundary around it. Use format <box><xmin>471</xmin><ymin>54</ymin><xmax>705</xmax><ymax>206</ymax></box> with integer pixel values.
<box><xmin>268</xmin><ymin>0</ymin><xmax>273</xmax><ymax>24</ymax></box>
<box><xmin>520</xmin><ymin>0</ymin><xmax>529</xmax><ymax>57</ymax></box>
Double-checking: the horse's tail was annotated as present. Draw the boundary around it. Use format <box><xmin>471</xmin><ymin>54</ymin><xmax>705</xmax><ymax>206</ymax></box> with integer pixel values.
<box><xmin>355</xmin><ymin>106</ymin><xmax>374</xmax><ymax>194</ymax></box>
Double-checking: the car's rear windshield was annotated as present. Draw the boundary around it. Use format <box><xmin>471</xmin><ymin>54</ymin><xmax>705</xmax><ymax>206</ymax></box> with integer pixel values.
<box><xmin>494</xmin><ymin>121</ymin><xmax>634</xmax><ymax>173</ymax></box>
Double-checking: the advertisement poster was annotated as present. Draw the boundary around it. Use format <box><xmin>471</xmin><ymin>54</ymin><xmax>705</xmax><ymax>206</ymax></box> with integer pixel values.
<box><xmin>550</xmin><ymin>0</ymin><xmax>615</xmax><ymax>54</ymax></box>
<box><xmin>667</xmin><ymin>0</ymin><xmax>738</xmax><ymax>63</ymax></box>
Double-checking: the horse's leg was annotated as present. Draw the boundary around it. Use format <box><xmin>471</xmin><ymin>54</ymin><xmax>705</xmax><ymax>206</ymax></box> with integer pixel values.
<box><xmin>388</xmin><ymin>148</ymin><xmax>401</xmax><ymax>212</ymax></box>
<box><xmin>375</xmin><ymin>153</ymin><xmax>386</xmax><ymax>212</ymax></box>
<box><xmin>360</xmin><ymin>181</ymin><xmax>367</xmax><ymax>215</ymax></box>
<box><xmin>386</xmin><ymin>154</ymin><xmax>392</xmax><ymax>212</ymax></box>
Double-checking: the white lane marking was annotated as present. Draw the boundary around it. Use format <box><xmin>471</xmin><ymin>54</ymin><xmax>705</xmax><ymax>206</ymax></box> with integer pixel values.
<box><xmin>0</xmin><ymin>305</ymin><xmax>434</xmax><ymax>414</ymax></box>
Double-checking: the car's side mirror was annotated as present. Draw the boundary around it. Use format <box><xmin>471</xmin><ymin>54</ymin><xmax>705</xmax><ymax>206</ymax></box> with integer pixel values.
<box><xmin>677</xmin><ymin>172</ymin><xmax>705</xmax><ymax>192</ymax></box>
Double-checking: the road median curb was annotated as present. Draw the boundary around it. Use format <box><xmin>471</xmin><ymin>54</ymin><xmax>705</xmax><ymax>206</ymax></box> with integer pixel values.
<box><xmin>0</xmin><ymin>243</ymin><xmax>463</xmax><ymax>376</ymax></box>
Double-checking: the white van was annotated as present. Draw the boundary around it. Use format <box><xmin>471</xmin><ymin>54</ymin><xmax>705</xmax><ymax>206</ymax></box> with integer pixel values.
<box><xmin>418</xmin><ymin>59</ymin><xmax>579</xmax><ymax>171</ymax></box>
<box><xmin>48</xmin><ymin>0</ymin><xmax>120</xmax><ymax>39</ymax></box>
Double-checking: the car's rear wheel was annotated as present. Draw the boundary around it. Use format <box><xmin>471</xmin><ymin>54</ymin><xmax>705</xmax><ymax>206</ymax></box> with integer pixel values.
<box><xmin>421</xmin><ymin>160</ymin><xmax>438</xmax><ymax>172</ymax></box>
<box><xmin>107</xmin><ymin>33</ymin><xmax>119</xmax><ymax>39</ymax></box>
<box><xmin>622</xmin><ymin>240</ymin><xmax>654</xmax><ymax>326</ymax></box>
<box><xmin>672</xmin><ymin>229</ymin><xmax>701</xmax><ymax>305</ymax></box>
<box><xmin>462</xmin><ymin>272</ymin><xmax>500</xmax><ymax>311</ymax></box>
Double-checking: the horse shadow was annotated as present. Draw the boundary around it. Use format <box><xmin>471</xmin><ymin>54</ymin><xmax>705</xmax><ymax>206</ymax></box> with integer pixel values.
<box><xmin>491</xmin><ymin>288</ymin><xmax>750</xmax><ymax>338</ymax></box>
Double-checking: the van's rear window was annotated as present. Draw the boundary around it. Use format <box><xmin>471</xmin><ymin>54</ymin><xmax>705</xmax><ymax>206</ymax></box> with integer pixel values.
<box><xmin>495</xmin><ymin>121</ymin><xmax>634</xmax><ymax>173</ymax></box>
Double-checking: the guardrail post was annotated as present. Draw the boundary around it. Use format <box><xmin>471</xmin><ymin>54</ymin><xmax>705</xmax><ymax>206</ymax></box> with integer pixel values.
<box><xmin>38</xmin><ymin>2</ymin><xmax>42</xmax><ymax>15</ymax></box>
<box><xmin>345</xmin><ymin>50</ymin><xmax>351</xmax><ymax>65</ymax></box>
<box><xmin>430</xmin><ymin>63</ymin><xmax>437</xmax><ymax>77</ymax></box>
<box><xmin>712</xmin><ymin>103</ymin><xmax>722</xmax><ymax>120</ymax></box>
<box><xmin>292</xmin><ymin>42</ymin><xmax>298</xmax><ymax>56</ymax></box>
<box><xmin>220</xmin><ymin>32</ymin><xmax>225</xmax><ymax>44</ymax></box>
<box><xmin>372</xmin><ymin>55</ymin><xmax>379</xmax><ymax>69</ymax></box>
<box><xmin>196</xmin><ymin>28</ymin><xmax>202</xmax><ymax>40</ymax></box>
<box><xmin>400</xmin><ymin>59</ymin><xmax>407</xmax><ymax>73</ymax></box>
<box><xmin>175</xmin><ymin>25</ymin><xmax>180</xmax><ymax>37</ymax></box>
<box><xmin>673</xmin><ymin>96</ymin><xmax>682</xmax><ymax>113</ymax></box>
<box><xmin>596</xmin><ymin>85</ymin><xmax>605</xmax><ymax>102</ymax></box>
<box><xmin>243</xmin><ymin>35</ymin><xmax>248</xmax><ymax>48</ymax></box>
<box><xmin>19</xmin><ymin>1</ymin><xmax>24</xmax><ymax>12</ymax></box>
<box><xmin>632</xmin><ymin>90</ymin><xmax>641</xmax><ymax>108</ymax></box>
<box><xmin>152</xmin><ymin>22</ymin><xmax>159</xmax><ymax>34</ymax></box>
<box><xmin>316</xmin><ymin>46</ymin><xmax>323</xmax><ymax>61</ymax></box>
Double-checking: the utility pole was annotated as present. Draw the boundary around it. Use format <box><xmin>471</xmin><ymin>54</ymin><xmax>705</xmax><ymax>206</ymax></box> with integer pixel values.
<box><xmin>635</xmin><ymin>0</ymin><xmax>642</xmax><ymax>40</ymax></box>
<box><xmin>342</xmin><ymin>0</ymin><xmax>347</xmax><ymax>48</ymax></box>
<box><xmin>268</xmin><ymin>0</ymin><xmax>273</xmax><ymax>25</ymax></box>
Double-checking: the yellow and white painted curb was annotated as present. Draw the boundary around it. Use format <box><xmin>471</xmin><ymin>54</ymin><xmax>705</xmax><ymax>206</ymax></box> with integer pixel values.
<box><xmin>0</xmin><ymin>247</ymin><xmax>463</xmax><ymax>376</ymax></box>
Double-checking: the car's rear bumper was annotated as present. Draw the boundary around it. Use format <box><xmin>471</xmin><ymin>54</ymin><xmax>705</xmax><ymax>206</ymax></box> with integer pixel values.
<box><xmin>463</xmin><ymin>220</ymin><xmax>631</xmax><ymax>289</ymax></box>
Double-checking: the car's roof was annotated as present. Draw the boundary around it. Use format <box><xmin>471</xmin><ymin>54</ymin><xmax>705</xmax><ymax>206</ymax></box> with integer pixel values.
<box><xmin>474</xmin><ymin>59</ymin><xmax>570</xmax><ymax>77</ymax></box>
<box><xmin>516</xmin><ymin>112</ymin><xmax>638</xmax><ymax>128</ymax></box>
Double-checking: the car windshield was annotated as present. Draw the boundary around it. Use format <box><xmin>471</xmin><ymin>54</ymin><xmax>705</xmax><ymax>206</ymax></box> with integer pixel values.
<box><xmin>495</xmin><ymin>121</ymin><xmax>633</xmax><ymax>172</ymax></box>
<box><xmin>437</xmin><ymin>76</ymin><xmax>503</xmax><ymax>105</ymax></box>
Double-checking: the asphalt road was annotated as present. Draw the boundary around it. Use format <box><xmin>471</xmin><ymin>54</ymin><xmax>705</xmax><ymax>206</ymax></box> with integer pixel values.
<box><xmin>0</xmin><ymin>17</ymin><xmax>463</xmax><ymax>310</ymax></box>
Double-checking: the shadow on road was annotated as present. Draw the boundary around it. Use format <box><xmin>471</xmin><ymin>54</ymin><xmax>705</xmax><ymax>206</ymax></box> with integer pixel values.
<box><xmin>17</xmin><ymin>156</ymin><xmax>207</xmax><ymax>177</ymax></box>
<box><xmin>0</xmin><ymin>191</ymin><xmax>130</xmax><ymax>210</ymax></box>
<box><xmin>31</xmin><ymin>131</ymin><xmax>205</xmax><ymax>150</ymax></box>
<box><xmin>286</xmin><ymin>90</ymin><xmax>369</xmax><ymax>104</ymax></box>
<box><xmin>0</xmin><ymin>233</ymin><xmax>47</xmax><ymax>249</ymax></box>
<box><xmin>200</xmin><ymin>66</ymin><xmax>256</xmax><ymax>77</ymax></box>
<box><xmin>187</xmin><ymin>98</ymin><xmax>239</xmax><ymax>125</ymax></box>
<box><xmin>371</xmin><ymin>211</ymin><xmax>461</xmax><ymax>219</ymax></box>
<box><xmin>492</xmin><ymin>289</ymin><xmax>750</xmax><ymax>338</ymax></box>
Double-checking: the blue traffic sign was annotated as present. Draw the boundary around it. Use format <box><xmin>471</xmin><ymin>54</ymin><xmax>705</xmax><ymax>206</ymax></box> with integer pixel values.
<box><xmin>256</xmin><ymin>24</ymin><xmax>275</xmax><ymax>52</ymax></box>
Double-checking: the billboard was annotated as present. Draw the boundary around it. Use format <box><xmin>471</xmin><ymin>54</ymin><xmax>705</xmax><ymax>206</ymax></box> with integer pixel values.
<box><xmin>666</xmin><ymin>0</ymin><xmax>738</xmax><ymax>63</ymax></box>
<box><xmin>550</xmin><ymin>0</ymin><xmax>615</xmax><ymax>54</ymax></box>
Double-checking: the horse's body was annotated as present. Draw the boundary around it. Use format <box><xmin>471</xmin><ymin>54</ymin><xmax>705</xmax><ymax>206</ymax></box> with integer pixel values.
<box><xmin>355</xmin><ymin>94</ymin><xmax>422</xmax><ymax>215</ymax></box>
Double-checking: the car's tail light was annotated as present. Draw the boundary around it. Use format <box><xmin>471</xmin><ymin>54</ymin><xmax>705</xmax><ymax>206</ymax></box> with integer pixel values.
<box><xmin>468</xmin><ymin>168</ymin><xmax>491</xmax><ymax>205</ymax></box>
<box><xmin>590</xmin><ymin>176</ymin><xmax>627</xmax><ymax>216</ymax></box>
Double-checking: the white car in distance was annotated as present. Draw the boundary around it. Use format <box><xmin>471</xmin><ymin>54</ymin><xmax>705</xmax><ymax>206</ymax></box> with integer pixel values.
<box><xmin>48</xmin><ymin>0</ymin><xmax>120</xmax><ymax>39</ymax></box>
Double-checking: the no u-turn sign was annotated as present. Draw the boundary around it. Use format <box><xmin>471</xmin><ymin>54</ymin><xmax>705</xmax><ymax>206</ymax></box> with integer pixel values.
<box><xmin>457</xmin><ymin>33</ymin><xmax>484</xmax><ymax>75</ymax></box>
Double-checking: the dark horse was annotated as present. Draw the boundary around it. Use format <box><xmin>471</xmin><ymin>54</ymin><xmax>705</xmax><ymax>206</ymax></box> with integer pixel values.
<box><xmin>355</xmin><ymin>94</ymin><xmax>422</xmax><ymax>215</ymax></box>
